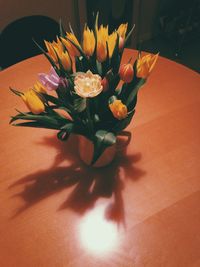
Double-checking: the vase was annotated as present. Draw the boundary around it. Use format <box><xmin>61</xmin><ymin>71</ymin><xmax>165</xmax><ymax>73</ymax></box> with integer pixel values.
<box><xmin>78</xmin><ymin>132</ymin><xmax>131</xmax><ymax>168</ymax></box>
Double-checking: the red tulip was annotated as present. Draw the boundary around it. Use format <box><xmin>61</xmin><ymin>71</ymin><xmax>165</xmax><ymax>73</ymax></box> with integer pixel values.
<box><xmin>101</xmin><ymin>77</ymin><xmax>109</xmax><ymax>92</ymax></box>
<box><xmin>119</xmin><ymin>63</ymin><xmax>134</xmax><ymax>83</ymax></box>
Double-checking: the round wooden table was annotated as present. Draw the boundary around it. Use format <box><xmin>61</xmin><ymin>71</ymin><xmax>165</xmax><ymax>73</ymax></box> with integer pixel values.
<box><xmin>0</xmin><ymin>49</ymin><xmax>200</xmax><ymax>267</ymax></box>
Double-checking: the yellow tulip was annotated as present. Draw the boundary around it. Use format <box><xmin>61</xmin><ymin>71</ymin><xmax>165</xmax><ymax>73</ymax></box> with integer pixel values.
<box><xmin>83</xmin><ymin>26</ymin><xmax>95</xmax><ymax>56</ymax></box>
<box><xmin>59</xmin><ymin>51</ymin><xmax>72</xmax><ymax>71</ymax></box>
<box><xmin>136</xmin><ymin>53</ymin><xmax>159</xmax><ymax>79</ymax></box>
<box><xmin>53</xmin><ymin>37</ymin><xmax>64</xmax><ymax>56</ymax></box>
<box><xmin>117</xmin><ymin>23</ymin><xmax>128</xmax><ymax>39</ymax></box>
<box><xmin>44</xmin><ymin>40</ymin><xmax>57</xmax><ymax>62</ymax></box>
<box><xmin>96</xmin><ymin>25</ymin><xmax>108</xmax><ymax>62</ymax></box>
<box><xmin>109</xmin><ymin>99</ymin><xmax>128</xmax><ymax>120</ymax></box>
<box><xmin>44</xmin><ymin>38</ymin><xmax>72</xmax><ymax>71</ymax></box>
<box><xmin>21</xmin><ymin>89</ymin><xmax>45</xmax><ymax>114</ymax></box>
<box><xmin>34</xmin><ymin>81</ymin><xmax>47</xmax><ymax>94</ymax></box>
<box><xmin>97</xmin><ymin>25</ymin><xmax>109</xmax><ymax>40</ymax></box>
<box><xmin>107</xmin><ymin>31</ymin><xmax>117</xmax><ymax>58</ymax></box>
<box><xmin>44</xmin><ymin>38</ymin><xmax>64</xmax><ymax>63</ymax></box>
<box><xmin>61</xmin><ymin>33</ymin><xmax>81</xmax><ymax>57</ymax></box>
<box><xmin>117</xmin><ymin>23</ymin><xmax>128</xmax><ymax>50</ymax></box>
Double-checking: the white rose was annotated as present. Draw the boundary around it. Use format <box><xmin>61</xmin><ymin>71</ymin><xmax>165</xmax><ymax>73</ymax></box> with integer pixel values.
<box><xmin>74</xmin><ymin>70</ymin><xmax>103</xmax><ymax>98</ymax></box>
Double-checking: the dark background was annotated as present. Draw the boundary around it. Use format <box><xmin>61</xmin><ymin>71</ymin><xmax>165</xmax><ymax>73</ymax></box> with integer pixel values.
<box><xmin>0</xmin><ymin>0</ymin><xmax>199</xmax><ymax>72</ymax></box>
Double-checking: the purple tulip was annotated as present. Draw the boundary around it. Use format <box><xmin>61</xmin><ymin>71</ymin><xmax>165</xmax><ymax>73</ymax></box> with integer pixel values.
<box><xmin>38</xmin><ymin>67</ymin><xmax>68</xmax><ymax>91</ymax></box>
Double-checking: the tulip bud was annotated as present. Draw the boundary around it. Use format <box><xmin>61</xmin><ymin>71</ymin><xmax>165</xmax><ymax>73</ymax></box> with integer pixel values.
<box><xmin>119</xmin><ymin>63</ymin><xmax>134</xmax><ymax>83</ymax></box>
<box><xmin>109</xmin><ymin>99</ymin><xmax>128</xmax><ymax>120</ymax></box>
<box><xmin>21</xmin><ymin>89</ymin><xmax>45</xmax><ymax>114</ymax></box>
<box><xmin>101</xmin><ymin>77</ymin><xmax>109</xmax><ymax>92</ymax></box>
<box><xmin>118</xmin><ymin>36</ymin><xmax>125</xmax><ymax>51</ymax></box>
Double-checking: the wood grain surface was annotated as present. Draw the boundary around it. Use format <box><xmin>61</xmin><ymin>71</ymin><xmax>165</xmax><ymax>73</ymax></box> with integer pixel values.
<box><xmin>0</xmin><ymin>49</ymin><xmax>200</xmax><ymax>267</ymax></box>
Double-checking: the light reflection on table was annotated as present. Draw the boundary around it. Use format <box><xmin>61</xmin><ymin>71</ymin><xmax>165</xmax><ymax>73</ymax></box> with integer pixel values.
<box><xmin>79</xmin><ymin>203</ymin><xmax>121</xmax><ymax>255</ymax></box>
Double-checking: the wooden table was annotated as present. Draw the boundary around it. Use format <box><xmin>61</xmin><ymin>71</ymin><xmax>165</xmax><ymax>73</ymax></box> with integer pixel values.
<box><xmin>0</xmin><ymin>49</ymin><xmax>200</xmax><ymax>267</ymax></box>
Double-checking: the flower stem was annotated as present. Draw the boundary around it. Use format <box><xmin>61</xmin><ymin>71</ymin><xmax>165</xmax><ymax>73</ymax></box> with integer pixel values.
<box><xmin>86</xmin><ymin>98</ymin><xmax>94</xmax><ymax>137</ymax></box>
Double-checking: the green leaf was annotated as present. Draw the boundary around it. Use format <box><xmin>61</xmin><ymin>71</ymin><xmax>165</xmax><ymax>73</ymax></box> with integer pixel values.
<box><xmin>9</xmin><ymin>87</ymin><xmax>23</xmax><ymax>97</ymax></box>
<box><xmin>108</xmin><ymin>74</ymin><xmax>120</xmax><ymax>96</ymax></box>
<box><xmin>60</xmin><ymin>122</ymin><xmax>74</xmax><ymax>131</ymax></box>
<box><xmin>74</xmin><ymin>97</ymin><xmax>86</xmax><ymax>113</ymax></box>
<box><xmin>94</xmin><ymin>12</ymin><xmax>99</xmax><ymax>32</ymax></box>
<box><xmin>105</xmin><ymin>69</ymin><xmax>114</xmax><ymax>80</ymax></box>
<box><xmin>10</xmin><ymin>110</ymin><xmax>32</xmax><ymax>124</ymax></box>
<box><xmin>56</xmin><ymin>86</ymin><xmax>73</xmax><ymax>111</ymax></box>
<box><xmin>59</xmin><ymin>106</ymin><xmax>72</xmax><ymax>114</ymax></box>
<box><xmin>108</xmin><ymin>95</ymin><xmax>117</xmax><ymax>105</ymax></box>
<box><xmin>57</xmin><ymin>129</ymin><xmax>70</xmax><ymax>141</ymax></box>
<box><xmin>111</xmin><ymin>34</ymin><xmax>121</xmax><ymax>74</ymax></box>
<box><xmin>94</xmin><ymin>114</ymin><xmax>100</xmax><ymax>123</ymax></box>
<box><xmin>40</xmin><ymin>94</ymin><xmax>61</xmax><ymax>106</ymax></box>
<box><xmin>69</xmin><ymin>23</ymin><xmax>75</xmax><ymax>35</ymax></box>
<box><xmin>96</xmin><ymin>60</ymin><xmax>102</xmax><ymax>76</ymax></box>
<box><xmin>112</xmin><ymin>34</ymin><xmax>119</xmax><ymax>58</ymax></box>
<box><xmin>10</xmin><ymin>112</ymin><xmax>64</xmax><ymax>128</ymax></box>
<box><xmin>126</xmin><ymin>79</ymin><xmax>146</xmax><ymax>107</ymax></box>
<box><xmin>124</xmin><ymin>24</ymin><xmax>135</xmax><ymax>47</ymax></box>
<box><xmin>91</xmin><ymin>130</ymin><xmax>116</xmax><ymax>165</ymax></box>
<box><xmin>75</xmin><ymin>57</ymin><xmax>83</xmax><ymax>72</ymax></box>
<box><xmin>75</xmin><ymin>56</ymin><xmax>90</xmax><ymax>72</ymax></box>
<box><xmin>45</xmin><ymin>106</ymin><xmax>66</xmax><ymax>119</ymax></box>
<box><xmin>112</xmin><ymin>109</ymin><xmax>135</xmax><ymax>133</ymax></box>
<box><xmin>12</xmin><ymin>121</ymin><xmax>59</xmax><ymax>130</ymax></box>
<box><xmin>59</xmin><ymin>19</ymin><xmax>65</xmax><ymax>38</ymax></box>
<box><xmin>117</xmin><ymin>81</ymin><xmax>135</xmax><ymax>103</ymax></box>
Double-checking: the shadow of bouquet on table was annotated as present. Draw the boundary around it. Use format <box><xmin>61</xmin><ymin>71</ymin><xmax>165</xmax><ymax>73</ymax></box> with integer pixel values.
<box><xmin>10</xmin><ymin>134</ymin><xmax>145</xmax><ymax>226</ymax></box>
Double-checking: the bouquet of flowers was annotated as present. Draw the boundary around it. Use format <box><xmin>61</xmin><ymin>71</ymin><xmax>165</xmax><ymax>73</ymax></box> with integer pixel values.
<box><xmin>10</xmin><ymin>14</ymin><xmax>158</xmax><ymax>165</ymax></box>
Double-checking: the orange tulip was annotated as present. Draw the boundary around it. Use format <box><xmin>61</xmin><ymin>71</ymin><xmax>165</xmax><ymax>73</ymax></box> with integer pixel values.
<box><xmin>109</xmin><ymin>99</ymin><xmax>128</xmax><ymax>120</ymax></box>
<box><xmin>119</xmin><ymin>63</ymin><xmax>134</xmax><ymax>83</ymax></box>
<box><xmin>136</xmin><ymin>53</ymin><xmax>159</xmax><ymax>79</ymax></box>
<box><xmin>61</xmin><ymin>33</ymin><xmax>81</xmax><ymax>57</ymax></box>
<box><xmin>96</xmin><ymin>41</ymin><xmax>107</xmax><ymax>62</ymax></box>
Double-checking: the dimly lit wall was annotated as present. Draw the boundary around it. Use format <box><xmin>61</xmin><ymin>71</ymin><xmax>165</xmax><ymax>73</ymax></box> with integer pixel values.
<box><xmin>0</xmin><ymin>0</ymin><xmax>82</xmax><ymax>33</ymax></box>
<box><xmin>86</xmin><ymin>0</ymin><xmax>161</xmax><ymax>46</ymax></box>
<box><xmin>138</xmin><ymin>0</ymin><xmax>160</xmax><ymax>42</ymax></box>
<box><xmin>1</xmin><ymin>0</ymin><xmax>163</xmax><ymax>45</ymax></box>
